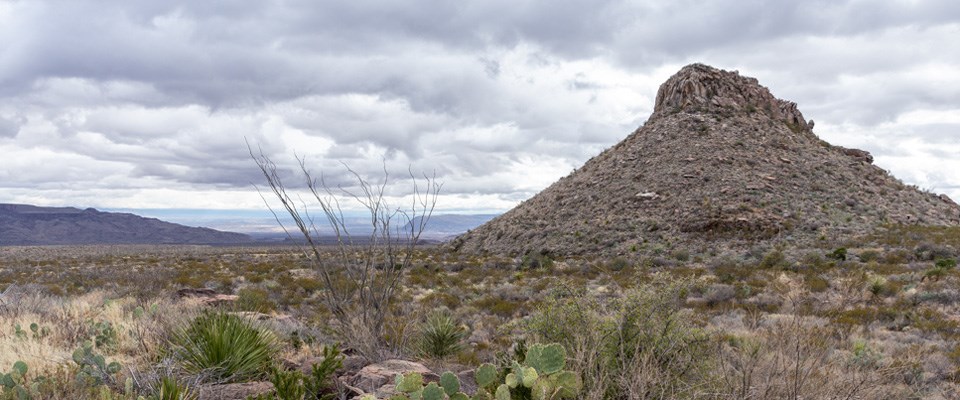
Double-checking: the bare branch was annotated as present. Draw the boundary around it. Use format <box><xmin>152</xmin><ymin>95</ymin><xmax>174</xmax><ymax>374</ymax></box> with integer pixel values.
<box><xmin>248</xmin><ymin>141</ymin><xmax>440</xmax><ymax>360</ymax></box>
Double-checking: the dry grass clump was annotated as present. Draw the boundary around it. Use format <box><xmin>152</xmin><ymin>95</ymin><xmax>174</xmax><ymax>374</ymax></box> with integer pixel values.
<box><xmin>715</xmin><ymin>314</ymin><xmax>925</xmax><ymax>399</ymax></box>
<box><xmin>0</xmin><ymin>288</ymin><xmax>191</xmax><ymax>373</ymax></box>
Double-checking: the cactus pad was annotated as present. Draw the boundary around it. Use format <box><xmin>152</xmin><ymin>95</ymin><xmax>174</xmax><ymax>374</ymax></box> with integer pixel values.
<box><xmin>531</xmin><ymin>378</ymin><xmax>555</xmax><ymax>400</ymax></box>
<box><xmin>538</xmin><ymin>343</ymin><xmax>566</xmax><ymax>374</ymax></box>
<box><xmin>549</xmin><ymin>371</ymin><xmax>582</xmax><ymax>399</ymax></box>
<box><xmin>472</xmin><ymin>391</ymin><xmax>493</xmax><ymax>400</ymax></box>
<box><xmin>475</xmin><ymin>363</ymin><xmax>497</xmax><ymax>388</ymax></box>
<box><xmin>440</xmin><ymin>371</ymin><xmax>460</xmax><ymax>395</ymax></box>
<box><xmin>505</xmin><ymin>372</ymin><xmax>519</xmax><ymax>389</ymax></box>
<box><xmin>422</xmin><ymin>382</ymin><xmax>445</xmax><ymax>400</ymax></box>
<box><xmin>495</xmin><ymin>384</ymin><xmax>511</xmax><ymax>400</ymax></box>
<box><xmin>521</xmin><ymin>366</ymin><xmax>538</xmax><ymax>388</ymax></box>
<box><xmin>12</xmin><ymin>361</ymin><xmax>27</xmax><ymax>376</ymax></box>
<box><xmin>397</xmin><ymin>372</ymin><xmax>424</xmax><ymax>393</ymax></box>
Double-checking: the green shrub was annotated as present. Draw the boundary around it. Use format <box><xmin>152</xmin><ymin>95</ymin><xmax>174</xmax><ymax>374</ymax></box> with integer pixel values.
<box><xmin>607</xmin><ymin>257</ymin><xmax>631</xmax><ymax>272</ymax></box>
<box><xmin>924</xmin><ymin>258</ymin><xmax>958</xmax><ymax>281</ymax></box>
<box><xmin>805</xmin><ymin>274</ymin><xmax>830</xmax><ymax>293</ymax></box>
<box><xmin>828</xmin><ymin>247</ymin><xmax>847</xmax><ymax>261</ymax></box>
<box><xmin>671</xmin><ymin>249</ymin><xmax>691</xmax><ymax>262</ymax></box>
<box><xmin>760</xmin><ymin>249</ymin><xmax>788</xmax><ymax>269</ymax></box>
<box><xmin>172</xmin><ymin>311</ymin><xmax>277</xmax><ymax>382</ymax></box>
<box><xmin>935</xmin><ymin>258</ymin><xmax>957</xmax><ymax>270</ymax></box>
<box><xmin>303</xmin><ymin>345</ymin><xmax>343</xmax><ymax>400</ymax></box>
<box><xmin>249</xmin><ymin>345</ymin><xmax>343</xmax><ymax>400</ymax></box>
<box><xmin>261</xmin><ymin>367</ymin><xmax>305</xmax><ymax>400</ymax></box>
<box><xmin>236</xmin><ymin>287</ymin><xmax>277</xmax><ymax>313</ymax></box>
<box><xmin>521</xmin><ymin>252</ymin><xmax>554</xmax><ymax>270</ymax></box>
<box><xmin>417</xmin><ymin>310</ymin><xmax>467</xmax><ymax>359</ymax></box>
<box><xmin>525</xmin><ymin>276</ymin><xmax>711</xmax><ymax>399</ymax></box>
<box><xmin>857</xmin><ymin>250</ymin><xmax>881</xmax><ymax>263</ymax></box>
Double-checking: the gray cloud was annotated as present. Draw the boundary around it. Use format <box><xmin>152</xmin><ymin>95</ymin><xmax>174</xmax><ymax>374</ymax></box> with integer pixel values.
<box><xmin>1</xmin><ymin>0</ymin><xmax>959</xmax><ymax>210</ymax></box>
<box><xmin>0</xmin><ymin>115</ymin><xmax>20</xmax><ymax>137</ymax></box>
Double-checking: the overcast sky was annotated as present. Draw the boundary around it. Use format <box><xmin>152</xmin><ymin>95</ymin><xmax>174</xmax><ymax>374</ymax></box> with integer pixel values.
<box><xmin>1</xmin><ymin>0</ymin><xmax>959</xmax><ymax>218</ymax></box>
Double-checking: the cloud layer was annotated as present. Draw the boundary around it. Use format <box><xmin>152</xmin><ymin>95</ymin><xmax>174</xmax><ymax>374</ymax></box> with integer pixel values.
<box><xmin>1</xmin><ymin>0</ymin><xmax>959</xmax><ymax>213</ymax></box>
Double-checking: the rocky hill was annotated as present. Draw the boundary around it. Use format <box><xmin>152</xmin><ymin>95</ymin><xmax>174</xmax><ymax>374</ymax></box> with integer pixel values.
<box><xmin>0</xmin><ymin>204</ymin><xmax>251</xmax><ymax>245</ymax></box>
<box><xmin>451</xmin><ymin>63</ymin><xmax>960</xmax><ymax>257</ymax></box>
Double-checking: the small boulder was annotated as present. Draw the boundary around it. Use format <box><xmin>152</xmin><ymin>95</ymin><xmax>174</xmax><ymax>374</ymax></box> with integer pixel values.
<box><xmin>636</xmin><ymin>192</ymin><xmax>660</xmax><ymax>200</ymax></box>
<box><xmin>838</xmin><ymin>147</ymin><xmax>874</xmax><ymax>164</ymax></box>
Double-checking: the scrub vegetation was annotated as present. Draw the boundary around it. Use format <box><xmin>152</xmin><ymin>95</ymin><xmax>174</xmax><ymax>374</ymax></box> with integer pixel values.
<box><xmin>1</xmin><ymin>225</ymin><xmax>960</xmax><ymax>398</ymax></box>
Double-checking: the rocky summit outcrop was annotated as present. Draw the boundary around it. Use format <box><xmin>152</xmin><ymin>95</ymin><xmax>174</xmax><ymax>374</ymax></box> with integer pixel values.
<box><xmin>451</xmin><ymin>63</ymin><xmax>960</xmax><ymax>257</ymax></box>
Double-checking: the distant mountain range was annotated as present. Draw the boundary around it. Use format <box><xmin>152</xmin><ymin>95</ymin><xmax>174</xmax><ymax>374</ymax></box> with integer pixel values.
<box><xmin>0</xmin><ymin>204</ymin><xmax>250</xmax><ymax>245</ymax></box>
<box><xmin>0</xmin><ymin>203</ymin><xmax>497</xmax><ymax>245</ymax></box>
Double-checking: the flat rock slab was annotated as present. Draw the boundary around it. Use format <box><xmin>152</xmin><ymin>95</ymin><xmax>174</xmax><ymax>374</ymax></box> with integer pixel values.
<box><xmin>198</xmin><ymin>382</ymin><xmax>274</xmax><ymax>400</ymax></box>
<box><xmin>177</xmin><ymin>288</ymin><xmax>238</xmax><ymax>306</ymax></box>
<box><xmin>349</xmin><ymin>359</ymin><xmax>438</xmax><ymax>393</ymax></box>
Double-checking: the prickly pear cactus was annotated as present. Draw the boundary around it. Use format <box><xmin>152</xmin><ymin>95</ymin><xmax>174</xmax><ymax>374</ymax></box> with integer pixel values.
<box><xmin>473</xmin><ymin>343</ymin><xmax>581</xmax><ymax>400</ymax></box>
<box><xmin>387</xmin><ymin>344</ymin><xmax>579</xmax><ymax>400</ymax></box>
<box><xmin>525</xmin><ymin>343</ymin><xmax>565</xmax><ymax>375</ymax></box>
<box><xmin>392</xmin><ymin>371</ymin><xmax>471</xmax><ymax>400</ymax></box>
<box><xmin>72</xmin><ymin>342</ymin><xmax>122</xmax><ymax>387</ymax></box>
<box><xmin>1</xmin><ymin>360</ymin><xmax>41</xmax><ymax>399</ymax></box>
<box><xmin>421</xmin><ymin>382</ymin><xmax>445</xmax><ymax>400</ymax></box>
<box><xmin>396</xmin><ymin>372</ymin><xmax>424</xmax><ymax>394</ymax></box>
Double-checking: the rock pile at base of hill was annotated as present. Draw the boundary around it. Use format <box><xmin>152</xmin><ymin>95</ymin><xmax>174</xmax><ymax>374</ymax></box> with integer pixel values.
<box><xmin>451</xmin><ymin>63</ymin><xmax>960</xmax><ymax>257</ymax></box>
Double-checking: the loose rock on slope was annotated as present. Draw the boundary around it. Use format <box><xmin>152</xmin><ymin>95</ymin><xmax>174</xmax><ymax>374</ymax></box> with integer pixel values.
<box><xmin>451</xmin><ymin>63</ymin><xmax>960</xmax><ymax>257</ymax></box>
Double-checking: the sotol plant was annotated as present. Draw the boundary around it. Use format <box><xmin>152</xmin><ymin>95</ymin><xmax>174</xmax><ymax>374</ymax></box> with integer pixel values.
<box><xmin>387</xmin><ymin>343</ymin><xmax>581</xmax><ymax>400</ymax></box>
<box><xmin>172</xmin><ymin>311</ymin><xmax>277</xmax><ymax>383</ymax></box>
<box><xmin>417</xmin><ymin>310</ymin><xmax>467</xmax><ymax>359</ymax></box>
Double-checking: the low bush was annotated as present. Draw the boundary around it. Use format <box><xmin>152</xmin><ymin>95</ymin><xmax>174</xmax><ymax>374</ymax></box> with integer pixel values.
<box><xmin>760</xmin><ymin>249</ymin><xmax>789</xmax><ymax>269</ymax></box>
<box><xmin>236</xmin><ymin>287</ymin><xmax>277</xmax><ymax>313</ymax></box>
<box><xmin>524</xmin><ymin>275</ymin><xmax>711</xmax><ymax>399</ymax></box>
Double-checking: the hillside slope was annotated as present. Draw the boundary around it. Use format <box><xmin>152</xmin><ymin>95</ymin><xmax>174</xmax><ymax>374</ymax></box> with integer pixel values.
<box><xmin>452</xmin><ymin>64</ymin><xmax>960</xmax><ymax>256</ymax></box>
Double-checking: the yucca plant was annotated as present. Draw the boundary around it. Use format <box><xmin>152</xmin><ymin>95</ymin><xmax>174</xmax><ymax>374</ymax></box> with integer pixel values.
<box><xmin>172</xmin><ymin>311</ymin><xmax>277</xmax><ymax>382</ymax></box>
<box><xmin>417</xmin><ymin>310</ymin><xmax>466</xmax><ymax>359</ymax></box>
